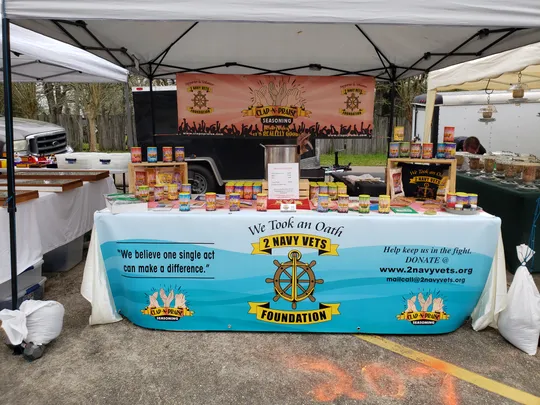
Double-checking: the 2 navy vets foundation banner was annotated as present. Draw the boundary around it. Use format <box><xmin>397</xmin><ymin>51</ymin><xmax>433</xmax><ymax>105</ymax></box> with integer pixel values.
<box><xmin>94</xmin><ymin>211</ymin><xmax>500</xmax><ymax>333</ymax></box>
<box><xmin>176</xmin><ymin>74</ymin><xmax>375</xmax><ymax>138</ymax></box>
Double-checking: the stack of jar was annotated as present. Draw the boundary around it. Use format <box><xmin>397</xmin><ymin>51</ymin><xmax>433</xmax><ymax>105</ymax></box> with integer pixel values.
<box><xmin>446</xmin><ymin>192</ymin><xmax>478</xmax><ymax>210</ymax></box>
<box><xmin>131</xmin><ymin>146</ymin><xmax>185</xmax><ymax>163</ymax></box>
<box><xmin>309</xmin><ymin>181</ymin><xmax>348</xmax><ymax>213</ymax></box>
<box><xmin>388</xmin><ymin>126</ymin><xmax>456</xmax><ymax>160</ymax></box>
<box><xmin>309</xmin><ymin>181</ymin><xmax>347</xmax><ymax>202</ymax></box>
<box><xmin>136</xmin><ymin>182</ymin><xmax>191</xmax><ymax>203</ymax></box>
<box><xmin>224</xmin><ymin>181</ymin><xmax>263</xmax><ymax>200</ymax></box>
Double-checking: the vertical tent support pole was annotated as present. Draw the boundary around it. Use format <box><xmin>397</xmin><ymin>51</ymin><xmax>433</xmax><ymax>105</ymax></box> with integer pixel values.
<box><xmin>387</xmin><ymin>66</ymin><xmax>397</xmax><ymax>151</ymax></box>
<box><xmin>2</xmin><ymin>17</ymin><xmax>18</xmax><ymax>310</ymax></box>
<box><xmin>148</xmin><ymin>68</ymin><xmax>156</xmax><ymax>147</ymax></box>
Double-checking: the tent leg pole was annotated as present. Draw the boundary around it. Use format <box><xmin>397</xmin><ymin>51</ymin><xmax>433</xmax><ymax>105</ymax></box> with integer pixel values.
<box><xmin>2</xmin><ymin>17</ymin><xmax>18</xmax><ymax>310</ymax></box>
<box><xmin>124</xmin><ymin>82</ymin><xmax>136</xmax><ymax>148</ymax></box>
<box><xmin>386</xmin><ymin>67</ymin><xmax>397</xmax><ymax>153</ymax></box>
<box><xmin>149</xmin><ymin>73</ymin><xmax>156</xmax><ymax>146</ymax></box>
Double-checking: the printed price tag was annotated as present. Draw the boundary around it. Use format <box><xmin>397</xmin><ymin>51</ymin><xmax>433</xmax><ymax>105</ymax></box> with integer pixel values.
<box><xmin>280</xmin><ymin>203</ymin><xmax>296</xmax><ymax>212</ymax></box>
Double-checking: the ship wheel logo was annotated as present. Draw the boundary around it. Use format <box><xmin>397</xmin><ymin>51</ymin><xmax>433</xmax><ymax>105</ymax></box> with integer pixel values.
<box><xmin>344</xmin><ymin>92</ymin><xmax>361</xmax><ymax>113</ymax></box>
<box><xmin>191</xmin><ymin>91</ymin><xmax>208</xmax><ymax>109</ymax></box>
<box><xmin>266</xmin><ymin>250</ymin><xmax>324</xmax><ymax>309</ymax></box>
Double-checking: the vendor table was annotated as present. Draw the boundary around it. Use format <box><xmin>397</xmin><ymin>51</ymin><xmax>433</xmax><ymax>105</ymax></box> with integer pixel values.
<box><xmin>0</xmin><ymin>177</ymin><xmax>115</xmax><ymax>283</ymax></box>
<box><xmin>83</xmin><ymin>208</ymin><xmax>504</xmax><ymax>334</ymax></box>
<box><xmin>456</xmin><ymin>173</ymin><xmax>540</xmax><ymax>273</ymax></box>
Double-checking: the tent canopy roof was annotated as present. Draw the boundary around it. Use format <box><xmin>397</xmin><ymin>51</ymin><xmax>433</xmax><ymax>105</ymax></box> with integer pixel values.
<box><xmin>5</xmin><ymin>0</ymin><xmax>540</xmax><ymax>80</ymax></box>
<box><xmin>428</xmin><ymin>41</ymin><xmax>540</xmax><ymax>91</ymax></box>
<box><xmin>3</xmin><ymin>24</ymin><xmax>128</xmax><ymax>82</ymax></box>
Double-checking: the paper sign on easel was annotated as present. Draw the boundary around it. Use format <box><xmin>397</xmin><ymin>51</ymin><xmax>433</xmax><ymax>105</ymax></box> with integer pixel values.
<box><xmin>268</xmin><ymin>163</ymin><xmax>299</xmax><ymax>200</ymax></box>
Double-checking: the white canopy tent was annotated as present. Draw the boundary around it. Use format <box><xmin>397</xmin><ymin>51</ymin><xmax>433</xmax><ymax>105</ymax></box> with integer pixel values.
<box><xmin>3</xmin><ymin>24</ymin><xmax>128</xmax><ymax>82</ymax></box>
<box><xmin>4</xmin><ymin>1</ymin><xmax>540</xmax><ymax>80</ymax></box>
<box><xmin>423</xmin><ymin>42</ymin><xmax>540</xmax><ymax>138</ymax></box>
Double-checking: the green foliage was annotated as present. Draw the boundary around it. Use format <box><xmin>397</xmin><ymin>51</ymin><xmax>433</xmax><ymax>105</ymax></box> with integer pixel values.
<box><xmin>319</xmin><ymin>153</ymin><xmax>387</xmax><ymax>167</ymax></box>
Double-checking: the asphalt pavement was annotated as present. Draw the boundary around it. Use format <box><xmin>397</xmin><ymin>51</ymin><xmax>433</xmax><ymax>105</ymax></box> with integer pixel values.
<box><xmin>1</xmin><ymin>254</ymin><xmax>539</xmax><ymax>405</ymax></box>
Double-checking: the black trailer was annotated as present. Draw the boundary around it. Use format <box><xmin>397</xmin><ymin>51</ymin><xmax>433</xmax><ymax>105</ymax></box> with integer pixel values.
<box><xmin>132</xmin><ymin>86</ymin><xmax>325</xmax><ymax>193</ymax></box>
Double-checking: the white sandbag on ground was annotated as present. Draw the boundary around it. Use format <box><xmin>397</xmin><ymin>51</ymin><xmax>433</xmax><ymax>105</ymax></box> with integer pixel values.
<box><xmin>498</xmin><ymin>245</ymin><xmax>540</xmax><ymax>355</ymax></box>
<box><xmin>0</xmin><ymin>300</ymin><xmax>64</xmax><ymax>346</ymax></box>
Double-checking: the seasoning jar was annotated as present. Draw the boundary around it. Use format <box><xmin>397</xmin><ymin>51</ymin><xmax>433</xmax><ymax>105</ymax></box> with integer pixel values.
<box><xmin>179</xmin><ymin>192</ymin><xmax>190</xmax><ymax>211</ymax></box>
<box><xmin>168</xmin><ymin>183</ymin><xmax>178</xmax><ymax>200</ymax></box>
<box><xmin>504</xmin><ymin>162</ymin><xmax>517</xmax><ymax>180</ymax></box>
<box><xmin>456</xmin><ymin>192</ymin><xmax>469</xmax><ymax>208</ymax></box>
<box><xmin>154</xmin><ymin>184</ymin><xmax>165</xmax><ymax>202</ymax></box>
<box><xmin>378</xmin><ymin>195</ymin><xmax>391</xmax><ymax>214</ymax></box>
<box><xmin>337</xmin><ymin>194</ymin><xmax>349</xmax><ymax>213</ymax></box>
<box><xmin>225</xmin><ymin>182</ymin><xmax>235</xmax><ymax>199</ymax></box>
<box><xmin>243</xmin><ymin>182</ymin><xmax>253</xmax><ymax>200</ymax></box>
<box><xmin>410</xmin><ymin>143</ymin><xmax>422</xmax><ymax>159</ymax></box>
<box><xmin>256</xmin><ymin>193</ymin><xmax>267</xmax><ymax>212</ymax></box>
<box><xmin>138</xmin><ymin>185</ymin><xmax>149</xmax><ymax>202</ymax></box>
<box><xmin>358</xmin><ymin>194</ymin><xmax>370</xmax><ymax>214</ymax></box>
<box><xmin>310</xmin><ymin>182</ymin><xmax>319</xmax><ymax>200</ymax></box>
<box><xmin>317</xmin><ymin>194</ymin><xmax>329</xmax><ymax>213</ymax></box>
<box><xmin>328</xmin><ymin>183</ymin><xmax>338</xmax><ymax>200</ymax></box>
<box><xmin>522</xmin><ymin>164</ymin><xmax>537</xmax><ymax>184</ymax></box>
<box><xmin>483</xmin><ymin>157</ymin><xmax>496</xmax><ymax>174</ymax></box>
<box><xmin>205</xmin><ymin>192</ymin><xmax>217</xmax><ymax>211</ymax></box>
<box><xmin>253</xmin><ymin>182</ymin><xmax>263</xmax><ymax>200</ymax></box>
<box><xmin>469</xmin><ymin>157</ymin><xmax>481</xmax><ymax>171</ymax></box>
<box><xmin>229</xmin><ymin>193</ymin><xmax>241</xmax><ymax>211</ymax></box>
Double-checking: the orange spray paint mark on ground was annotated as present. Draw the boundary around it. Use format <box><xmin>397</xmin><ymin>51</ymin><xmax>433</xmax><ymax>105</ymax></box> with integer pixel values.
<box><xmin>362</xmin><ymin>363</ymin><xmax>405</xmax><ymax>399</ymax></box>
<box><xmin>441</xmin><ymin>375</ymin><xmax>459</xmax><ymax>405</ymax></box>
<box><xmin>284</xmin><ymin>355</ymin><xmax>367</xmax><ymax>402</ymax></box>
<box><xmin>409</xmin><ymin>365</ymin><xmax>459</xmax><ymax>405</ymax></box>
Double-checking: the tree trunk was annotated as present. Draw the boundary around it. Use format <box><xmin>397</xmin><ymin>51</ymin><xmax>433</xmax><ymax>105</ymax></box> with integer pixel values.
<box><xmin>43</xmin><ymin>83</ymin><xmax>58</xmax><ymax>124</ymax></box>
<box><xmin>88</xmin><ymin>113</ymin><xmax>98</xmax><ymax>152</ymax></box>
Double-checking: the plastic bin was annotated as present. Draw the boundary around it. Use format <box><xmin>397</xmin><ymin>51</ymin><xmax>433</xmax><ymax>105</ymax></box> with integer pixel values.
<box><xmin>97</xmin><ymin>153</ymin><xmax>130</xmax><ymax>171</ymax></box>
<box><xmin>0</xmin><ymin>260</ymin><xmax>44</xmax><ymax>300</ymax></box>
<box><xmin>43</xmin><ymin>236</ymin><xmax>84</xmax><ymax>273</ymax></box>
<box><xmin>0</xmin><ymin>277</ymin><xmax>46</xmax><ymax>311</ymax></box>
<box><xmin>56</xmin><ymin>152</ymin><xmax>95</xmax><ymax>170</ymax></box>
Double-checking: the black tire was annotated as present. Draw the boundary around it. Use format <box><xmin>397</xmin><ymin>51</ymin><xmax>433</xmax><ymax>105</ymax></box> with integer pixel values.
<box><xmin>188</xmin><ymin>165</ymin><xmax>217</xmax><ymax>194</ymax></box>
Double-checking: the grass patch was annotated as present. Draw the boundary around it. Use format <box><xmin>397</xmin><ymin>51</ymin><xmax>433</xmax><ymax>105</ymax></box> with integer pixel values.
<box><xmin>320</xmin><ymin>153</ymin><xmax>387</xmax><ymax>167</ymax></box>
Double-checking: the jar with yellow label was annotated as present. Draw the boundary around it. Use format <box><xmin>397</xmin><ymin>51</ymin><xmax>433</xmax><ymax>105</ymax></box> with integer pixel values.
<box><xmin>328</xmin><ymin>183</ymin><xmax>338</xmax><ymax>200</ymax></box>
<box><xmin>138</xmin><ymin>185</ymin><xmax>149</xmax><ymax>202</ymax></box>
<box><xmin>378</xmin><ymin>195</ymin><xmax>391</xmax><ymax>214</ymax></box>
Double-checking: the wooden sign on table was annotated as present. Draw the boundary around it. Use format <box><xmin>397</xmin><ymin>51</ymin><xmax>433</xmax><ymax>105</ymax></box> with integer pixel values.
<box><xmin>0</xmin><ymin>178</ymin><xmax>83</xmax><ymax>192</ymax></box>
<box><xmin>0</xmin><ymin>190</ymin><xmax>39</xmax><ymax>205</ymax></box>
<box><xmin>0</xmin><ymin>169</ymin><xmax>109</xmax><ymax>182</ymax></box>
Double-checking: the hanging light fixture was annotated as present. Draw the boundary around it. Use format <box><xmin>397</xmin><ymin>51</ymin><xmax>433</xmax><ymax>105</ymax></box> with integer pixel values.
<box><xmin>479</xmin><ymin>89</ymin><xmax>496</xmax><ymax>122</ymax></box>
<box><xmin>508</xmin><ymin>72</ymin><xmax>528</xmax><ymax>105</ymax></box>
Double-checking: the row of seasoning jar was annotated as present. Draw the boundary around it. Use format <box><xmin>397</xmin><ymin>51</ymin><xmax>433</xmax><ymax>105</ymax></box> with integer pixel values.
<box><xmin>225</xmin><ymin>181</ymin><xmax>263</xmax><ymax>200</ymax></box>
<box><xmin>136</xmin><ymin>183</ymin><xmax>191</xmax><ymax>201</ymax></box>
<box><xmin>310</xmin><ymin>181</ymin><xmax>347</xmax><ymax>201</ymax></box>
<box><xmin>446</xmin><ymin>192</ymin><xmax>478</xmax><ymax>209</ymax></box>
<box><xmin>316</xmin><ymin>194</ymin><xmax>391</xmax><ymax>214</ymax></box>
<box><xmin>389</xmin><ymin>142</ymin><xmax>456</xmax><ymax>159</ymax></box>
<box><xmin>131</xmin><ymin>146</ymin><xmax>185</xmax><ymax>163</ymax></box>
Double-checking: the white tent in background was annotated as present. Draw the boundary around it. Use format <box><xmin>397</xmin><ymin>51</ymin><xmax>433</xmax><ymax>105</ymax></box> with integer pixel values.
<box><xmin>2</xmin><ymin>24</ymin><xmax>128</xmax><ymax>83</ymax></box>
<box><xmin>423</xmin><ymin>42</ymin><xmax>540</xmax><ymax>140</ymax></box>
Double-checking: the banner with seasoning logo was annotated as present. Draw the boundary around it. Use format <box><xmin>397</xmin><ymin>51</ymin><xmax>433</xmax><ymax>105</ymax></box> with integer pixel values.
<box><xmin>176</xmin><ymin>73</ymin><xmax>375</xmax><ymax>138</ymax></box>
